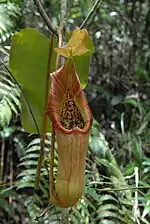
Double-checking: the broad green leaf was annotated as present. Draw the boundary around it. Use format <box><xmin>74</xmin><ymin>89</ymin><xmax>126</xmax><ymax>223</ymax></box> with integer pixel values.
<box><xmin>74</xmin><ymin>34</ymin><xmax>94</xmax><ymax>88</ymax></box>
<box><xmin>9</xmin><ymin>28</ymin><xmax>57</xmax><ymax>134</ymax></box>
<box><xmin>67</xmin><ymin>31</ymin><xmax>94</xmax><ymax>89</ymax></box>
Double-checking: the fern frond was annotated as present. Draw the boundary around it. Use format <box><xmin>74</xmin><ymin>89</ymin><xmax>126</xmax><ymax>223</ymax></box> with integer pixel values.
<box><xmin>17</xmin><ymin>134</ymin><xmax>71</xmax><ymax>223</ymax></box>
<box><xmin>17</xmin><ymin>135</ymin><xmax>50</xmax><ymax>194</ymax></box>
<box><xmin>0</xmin><ymin>70</ymin><xmax>21</xmax><ymax>128</ymax></box>
<box><xmin>0</xmin><ymin>2</ymin><xmax>21</xmax><ymax>43</ymax></box>
<box><xmin>14</xmin><ymin>118</ymin><xmax>138</xmax><ymax>223</ymax></box>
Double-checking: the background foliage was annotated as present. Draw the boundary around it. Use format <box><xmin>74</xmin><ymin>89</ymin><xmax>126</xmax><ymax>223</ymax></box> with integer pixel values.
<box><xmin>0</xmin><ymin>0</ymin><xmax>150</xmax><ymax>223</ymax></box>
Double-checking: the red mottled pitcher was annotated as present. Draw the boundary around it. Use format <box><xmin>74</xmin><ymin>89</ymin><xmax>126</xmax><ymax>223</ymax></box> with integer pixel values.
<box><xmin>47</xmin><ymin>61</ymin><xmax>92</xmax><ymax>207</ymax></box>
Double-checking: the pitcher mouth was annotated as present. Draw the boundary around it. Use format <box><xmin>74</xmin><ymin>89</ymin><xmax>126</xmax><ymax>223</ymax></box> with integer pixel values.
<box><xmin>47</xmin><ymin>63</ymin><xmax>92</xmax><ymax>134</ymax></box>
<box><xmin>60</xmin><ymin>90</ymin><xmax>85</xmax><ymax>130</ymax></box>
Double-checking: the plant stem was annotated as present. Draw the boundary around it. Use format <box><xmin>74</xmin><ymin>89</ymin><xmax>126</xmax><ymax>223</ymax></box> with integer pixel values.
<box><xmin>60</xmin><ymin>0</ymin><xmax>67</xmax><ymax>45</ymax></box>
<box><xmin>49</xmin><ymin>125</ymin><xmax>56</xmax><ymax>200</ymax></box>
<box><xmin>0</xmin><ymin>138</ymin><xmax>5</xmax><ymax>183</ymax></box>
<box><xmin>98</xmin><ymin>185</ymin><xmax>150</xmax><ymax>192</ymax></box>
<box><xmin>133</xmin><ymin>167</ymin><xmax>140</xmax><ymax>223</ymax></box>
<box><xmin>35</xmin><ymin>33</ymin><xmax>54</xmax><ymax>189</ymax></box>
<box><xmin>55</xmin><ymin>28</ymin><xmax>63</xmax><ymax>70</ymax></box>
<box><xmin>80</xmin><ymin>0</ymin><xmax>103</xmax><ymax>29</ymax></box>
<box><xmin>59</xmin><ymin>0</ymin><xmax>67</xmax><ymax>66</ymax></box>
<box><xmin>33</xmin><ymin>0</ymin><xmax>57</xmax><ymax>36</ymax></box>
<box><xmin>49</xmin><ymin>0</ymin><xmax>68</xmax><ymax>209</ymax></box>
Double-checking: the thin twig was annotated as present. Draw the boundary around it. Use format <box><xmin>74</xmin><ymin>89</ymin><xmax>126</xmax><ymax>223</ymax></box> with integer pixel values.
<box><xmin>35</xmin><ymin>33</ymin><xmax>54</xmax><ymax>189</ymax></box>
<box><xmin>33</xmin><ymin>0</ymin><xmax>57</xmax><ymax>36</ymax></box>
<box><xmin>133</xmin><ymin>167</ymin><xmax>140</xmax><ymax>223</ymax></box>
<box><xmin>98</xmin><ymin>186</ymin><xmax>150</xmax><ymax>192</ymax></box>
<box><xmin>9</xmin><ymin>149</ymin><xmax>13</xmax><ymax>204</ymax></box>
<box><xmin>0</xmin><ymin>137</ymin><xmax>5</xmax><ymax>183</ymax></box>
<box><xmin>50</xmin><ymin>126</ymin><xmax>56</xmax><ymax>200</ymax></box>
<box><xmin>60</xmin><ymin>0</ymin><xmax>67</xmax><ymax>44</ymax></box>
<box><xmin>80</xmin><ymin>0</ymin><xmax>103</xmax><ymax>29</ymax></box>
<box><xmin>49</xmin><ymin>0</ymin><xmax>67</xmax><ymax>208</ymax></box>
<box><xmin>59</xmin><ymin>0</ymin><xmax>67</xmax><ymax>66</ymax></box>
<box><xmin>55</xmin><ymin>27</ymin><xmax>63</xmax><ymax>70</ymax></box>
<box><xmin>36</xmin><ymin>204</ymin><xmax>54</xmax><ymax>221</ymax></box>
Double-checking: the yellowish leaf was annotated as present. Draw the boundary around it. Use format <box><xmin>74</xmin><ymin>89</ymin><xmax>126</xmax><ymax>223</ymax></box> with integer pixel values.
<box><xmin>55</xmin><ymin>28</ymin><xmax>90</xmax><ymax>58</ymax></box>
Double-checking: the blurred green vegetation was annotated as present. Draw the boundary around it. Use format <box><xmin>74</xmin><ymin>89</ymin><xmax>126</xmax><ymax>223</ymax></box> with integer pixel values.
<box><xmin>0</xmin><ymin>0</ymin><xmax>150</xmax><ymax>223</ymax></box>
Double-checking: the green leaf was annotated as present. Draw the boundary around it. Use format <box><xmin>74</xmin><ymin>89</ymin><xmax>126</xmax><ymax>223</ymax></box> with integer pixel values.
<box><xmin>89</xmin><ymin>120</ymin><xmax>109</xmax><ymax>157</ymax></box>
<box><xmin>98</xmin><ymin>204</ymin><xmax>119</xmax><ymax>212</ymax></box>
<box><xmin>1</xmin><ymin>187</ymin><xmax>15</xmax><ymax>197</ymax></box>
<box><xmin>25</xmin><ymin>146</ymin><xmax>40</xmax><ymax>154</ymax></box>
<box><xmin>0</xmin><ymin>198</ymin><xmax>14</xmax><ymax>214</ymax></box>
<box><xmin>99</xmin><ymin>220</ymin><xmax>116</xmax><ymax>224</ymax></box>
<box><xmin>18</xmin><ymin>160</ymin><xmax>38</xmax><ymax>166</ymax></box>
<box><xmin>17</xmin><ymin>169</ymin><xmax>36</xmax><ymax>177</ymax></box>
<box><xmin>132</xmin><ymin>137</ymin><xmax>142</xmax><ymax>166</ymax></box>
<box><xmin>16</xmin><ymin>180</ymin><xmax>35</xmax><ymax>189</ymax></box>
<box><xmin>0</xmin><ymin>2</ymin><xmax>21</xmax><ymax>43</ymax></box>
<box><xmin>20</xmin><ymin>153</ymin><xmax>40</xmax><ymax>161</ymax></box>
<box><xmin>74</xmin><ymin>35</ymin><xmax>94</xmax><ymax>89</ymax></box>
<box><xmin>110</xmin><ymin>95</ymin><xmax>123</xmax><ymax>106</ymax></box>
<box><xmin>123</xmin><ymin>163</ymin><xmax>135</xmax><ymax>176</ymax></box>
<box><xmin>0</xmin><ymin>97</ymin><xmax>12</xmax><ymax>127</ymax></box>
<box><xmin>99</xmin><ymin>195</ymin><xmax>118</xmax><ymax>203</ymax></box>
<box><xmin>124</xmin><ymin>98</ymin><xmax>142</xmax><ymax>115</ymax></box>
<box><xmin>67</xmin><ymin>32</ymin><xmax>94</xmax><ymax>89</ymax></box>
<box><xmin>97</xmin><ymin>210</ymin><xmax>122</xmax><ymax>220</ymax></box>
<box><xmin>85</xmin><ymin>186</ymin><xmax>101</xmax><ymax>202</ymax></box>
<box><xmin>9</xmin><ymin>28</ymin><xmax>57</xmax><ymax>134</ymax></box>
